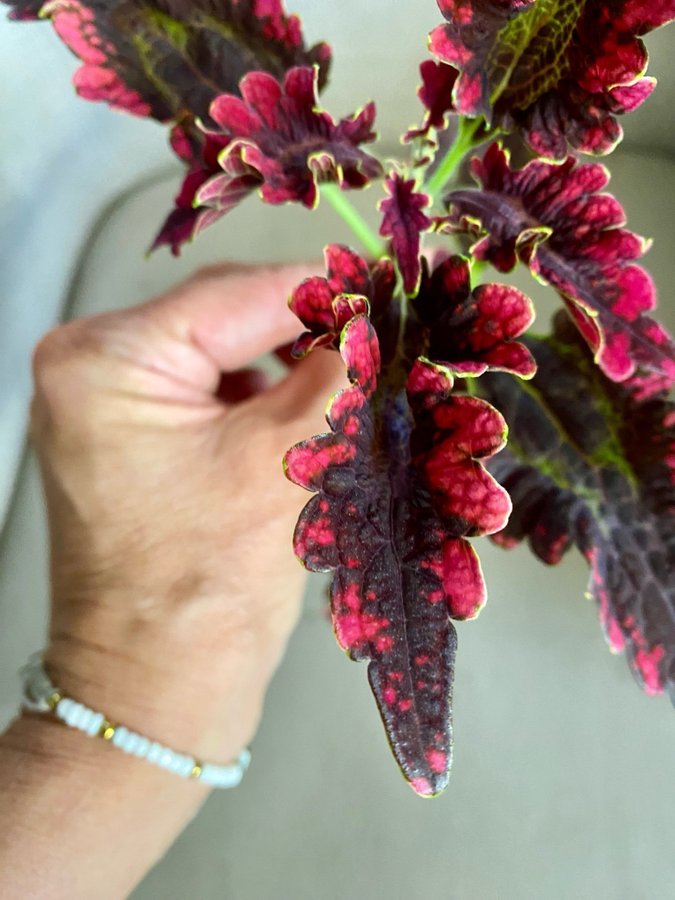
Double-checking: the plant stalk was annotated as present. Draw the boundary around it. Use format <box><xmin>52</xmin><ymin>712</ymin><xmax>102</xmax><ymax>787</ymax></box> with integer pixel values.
<box><xmin>321</xmin><ymin>183</ymin><xmax>385</xmax><ymax>259</ymax></box>
<box><xmin>425</xmin><ymin>117</ymin><xmax>483</xmax><ymax>204</ymax></box>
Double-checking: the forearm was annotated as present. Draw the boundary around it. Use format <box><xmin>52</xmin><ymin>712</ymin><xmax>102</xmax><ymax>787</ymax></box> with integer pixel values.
<box><xmin>0</xmin><ymin>715</ymin><xmax>209</xmax><ymax>900</ymax></box>
<box><xmin>0</xmin><ymin>263</ymin><xmax>335</xmax><ymax>897</ymax></box>
<box><xmin>0</xmin><ymin>631</ymin><xmax>268</xmax><ymax>900</ymax></box>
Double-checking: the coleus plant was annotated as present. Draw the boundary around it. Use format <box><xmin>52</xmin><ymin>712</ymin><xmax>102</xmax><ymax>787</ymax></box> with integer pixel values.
<box><xmin>8</xmin><ymin>0</ymin><xmax>675</xmax><ymax>796</ymax></box>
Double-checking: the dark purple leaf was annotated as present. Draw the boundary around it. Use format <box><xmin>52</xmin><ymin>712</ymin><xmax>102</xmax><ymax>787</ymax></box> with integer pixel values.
<box><xmin>404</xmin><ymin>59</ymin><xmax>458</xmax><ymax>143</ymax></box>
<box><xmin>6</xmin><ymin>0</ymin><xmax>331</xmax><ymax>122</ymax></box>
<box><xmin>429</xmin><ymin>0</ymin><xmax>675</xmax><ymax>159</ymax></box>
<box><xmin>379</xmin><ymin>173</ymin><xmax>432</xmax><ymax>295</ymax></box>
<box><xmin>482</xmin><ymin>315</ymin><xmax>675</xmax><ymax>702</ymax></box>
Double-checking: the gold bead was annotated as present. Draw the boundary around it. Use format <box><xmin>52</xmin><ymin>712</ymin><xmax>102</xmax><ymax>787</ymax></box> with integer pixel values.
<box><xmin>190</xmin><ymin>761</ymin><xmax>203</xmax><ymax>779</ymax></box>
<box><xmin>47</xmin><ymin>691</ymin><xmax>62</xmax><ymax>711</ymax></box>
<box><xmin>100</xmin><ymin>720</ymin><xmax>116</xmax><ymax>741</ymax></box>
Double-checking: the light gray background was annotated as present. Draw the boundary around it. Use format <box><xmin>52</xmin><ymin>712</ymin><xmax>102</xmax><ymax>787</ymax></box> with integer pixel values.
<box><xmin>1</xmin><ymin>5</ymin><xmax>675</xmax><ymax>899</ymax></box>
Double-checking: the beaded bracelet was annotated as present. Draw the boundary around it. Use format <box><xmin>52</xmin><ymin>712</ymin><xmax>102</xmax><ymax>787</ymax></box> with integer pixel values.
<box><xmin>20</xmin><ymin>654</ymin><xmax>251</xmax><ymax>789</ymax></box>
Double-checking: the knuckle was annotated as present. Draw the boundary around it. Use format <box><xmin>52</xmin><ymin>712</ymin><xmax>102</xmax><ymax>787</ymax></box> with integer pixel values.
<box><xmin>185</xmin><ymin>262</ymin><xmax>251</xmax><ymax>291</ymax></box>
<box><xmin>31</xmin><ymin>321</ymin><xmax>86</xmax><ymax>380</ymax></box>
<box><xmin>192</xmin><ymin>261</ymin><xmax>244</xmax><ymax>281</ymax></box>
<box><xmin>31</xmin><ymin>326</ymin><xmax>68</xmax><ymax>376</ymax></box>
<box><xmin>188</xmin><ymin>263</ymin><xmax>232</xmax><ymax>286</ymax></box>
<box><xmin>30</xmin><ymin>320</ymin><xmax>104</xmax><ymax>420</ymax></box>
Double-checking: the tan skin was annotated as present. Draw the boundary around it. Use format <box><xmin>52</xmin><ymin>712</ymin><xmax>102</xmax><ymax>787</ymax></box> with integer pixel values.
<box><xmin>0</xmin><ymin>264</ymin><xmax>344</xmax><ymax>899</ymax></box>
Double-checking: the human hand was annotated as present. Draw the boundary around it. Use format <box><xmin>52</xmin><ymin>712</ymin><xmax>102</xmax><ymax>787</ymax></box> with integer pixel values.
<box><xmin>29</xmin><ymin>263</ymin><xmax>344</xmax><ymax>766</ymax></box>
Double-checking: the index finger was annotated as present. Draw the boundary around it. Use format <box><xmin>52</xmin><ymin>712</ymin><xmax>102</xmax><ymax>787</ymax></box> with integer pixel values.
<box><xmin>144</xmin><ymin>262</ymin><xmax>318</xmax><ymax>374</ymax></box>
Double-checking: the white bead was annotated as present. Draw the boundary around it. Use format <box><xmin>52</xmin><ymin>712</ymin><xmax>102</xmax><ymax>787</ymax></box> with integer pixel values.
<box><xmin>157</xmin><ymin>748</ymin><xmax>175</xmax><ymax>770</ymax></box>
<box><xmin>124</xmin><ymin>732</ymin><xmax>141</xmax><ymax>754</ymax></box>
<box><xmin>77</xmin><ymin>705</ymin><xmax>92</xmax><ymax>730</ymax></box>
<box><xmin>65</xmin><ymin>702</ymin><xmax>84</xmax><ymax>728</ymax></box>
<box><xmin>147</xmin><ymin>742</ymin><xmax>163</xmax><ymax>763</ymax></box>
<box><xmin>111</xmin><ymin>726</ymin><xmax>129</xmax><ymax>749</ymax></box>
<box><xmin>164</xmin><ymin>753</ymin><xmax>180</xmax><ymax>773</ymax></box>
<box><xmin>133</xmin><ymin>736</ymin><xmax>151</xmax><ymax>758</ymax></box>
<box><xmin>78</xmin><ymin>707</ymin><xmax>95</xmax><ymax>732</ymax></box>
<box><xmin>126</xmin><ymin>733</ymin><xmax>141</xmax><ymax>754</ymax></box>
<box><xmin>200</xmin><ymin>763</ymin><xmax>241</xmax><ymax>789</ymax></box>
<box><xmin>176</xmin><ymin>756</ymin><xmax>194</xmax><ymax>778</ymax></box>
<box><xmin>56</xmin><ymin>698</ymin><xmax>72</xmax><ymax>720</ymax></box>
<box><xmin>175</xmin><ymin>755</ymin><xmax>192</xmax><ymax>775</ymax></box>
<box><xmin>166</xmin><ymin>754</ymin><xmax>183</xmax><ymax>774</ymax></box>
<box><xmin>85</xmin><ymin>712</ymin><xmax>104</xmax><ymax>737</ymax></box>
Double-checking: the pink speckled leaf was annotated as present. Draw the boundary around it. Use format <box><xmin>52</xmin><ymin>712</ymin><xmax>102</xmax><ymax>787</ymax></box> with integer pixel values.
<box><xmin>379</xmin><ymin>173</ymin><xmax>432</xmax><ymax>295</ymax></box>
<box><xmin>483</xmin><ymin>315</ymin><xmax>675</xmax><ymax>702</ymax></box>
<box><xmin>446</xmin><ymin>143</ymin><xmax>675</xmax><ymax>390</ymax></box>
<box><xmin>290</xmin><ymin>245</ymin><xmax>535</xmax><ymax>382</ymax></box>
<box><xmin>429</xmin><ymin>0</ymin><xmax>675</xmax><ymax>159</ymax></box>
<box><xmin>285</xmin><ymin>309</ymin><xmax>510</xmax><ymax>795</ymax></box>
<box><xmin>156</xmin><ymin>65</ymin><xmax>382</xmax><ymax>252</ymax></box>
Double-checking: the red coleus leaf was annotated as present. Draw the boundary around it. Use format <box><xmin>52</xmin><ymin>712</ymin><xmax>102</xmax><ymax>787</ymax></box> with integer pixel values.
<box><xmin>289</xmin><ymin>244</ymin><xmax>395</xmax><ymax>357</ymax></box>
<box><xmin>154</xmin><ymin>66</ymin><xmax>382</xmax><ymax>253</ymax></box>
<box><xmin>151</xmin><ymin>128</ymin><xmax>262</xmax><ymax>254</ymax></box>
<box><xmin>429</xmin><ymin>0</ymin><xmax>675</xmax><ymax>159</ymax></box>
<box><xmin>6</xmin><ymin>0</ymin><xmax>336</xmax><ymax>254</ymax></box>
<box><xmin>290</xmin><ymin>244</ymin><xmax>536</xmax><ymax>380</ymax></box>
<box><xmin>445</xmin><ymin>143</ymin><xmax>675</xmax><ymax>389</ymax></box>
<box><xmin>378</xmin><ymin>173</ymin><xmax>432</xmax><ymax>295</ymax></box>
<box><xmin>6</xmin><ymin>0</ymin><xmax>331</xmax><ymax>122</ymax></box>
<box><xmin>482</xmin><ymin>315</ymin><xmax>675</xmax><ymax>701</ymax></box>
<box><xmin>284</xmin><ymin>311</ymin><xmax>510</xmax><ymax>795</ymax></box>
<box><xmin>404</xmin><ymin>59</ymin><xmax>458</xmax><ymax>143</ymax></box>
<box><xmin>412</xmin><ymin>254</ymin><xmax>536</xmax><ymax>378</ymax></box>
<box><xmin>189</xmin><ymin>66</ymin><xmax>381</xmax><ymax>227</ymax></box>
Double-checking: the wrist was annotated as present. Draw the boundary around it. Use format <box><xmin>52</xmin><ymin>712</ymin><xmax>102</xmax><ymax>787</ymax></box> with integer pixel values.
<box><xmin>0</xmin><ymin>714</ymin><xmax>210</xmax><ymax>899</ymax></box>
<box><xmin>44</xmin><ymin>626</ymin><xmax>265</xmax><ymax>766</ymax></box>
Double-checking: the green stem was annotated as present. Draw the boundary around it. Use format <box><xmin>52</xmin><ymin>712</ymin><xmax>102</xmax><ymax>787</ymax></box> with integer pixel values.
<box><xmin>425</xmin><ymin>117</ymin><xmax>483</xmax><ymax>204</ymax></box>
<box><xmin>463</xmin><ymin>376</ymin><xmax>478</xmax><ymax>397</ymax></box>
<box><xmin>321</xmin><ymin>183</ymin><xmax>385</xmax><ymax>259</ymax></box>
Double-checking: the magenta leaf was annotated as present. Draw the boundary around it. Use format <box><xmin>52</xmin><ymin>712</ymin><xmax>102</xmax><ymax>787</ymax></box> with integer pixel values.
<box><xmin>379</xmin><ymin>173</ymin><xmax>432</xmax><ymax>295</ymax></box>
<box><xmin>6</xmin><ymin>0</ymin><xmax>331</xmax><ymax>121</ymax></box>
<box><xmin>193</xmin><ymin>66</ymin><xmax>381</xmax><ymax>221</ymax></box>
<box><xmin>429</xmin><ymin>0</ymin><xmax>675</xmax><ymax>159</ymax></box>
<box><xmin>290</xmin><ymin>245</ymin><xmax>535</xmax><ymax>378</ymax></box>
<box><xmin>285</xmin><ymin>285</ymin><xmax>511</xmax><ymax>794</ymax></box>
<box><xmin>482</xmin><ymin>315</ymin><xmax>675</xmax><ymax>702</ymax></box>
<box><xmin>445</xmin><ymin>143</ymin><xmax>675</xmax><ymax>390</ymax></box>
